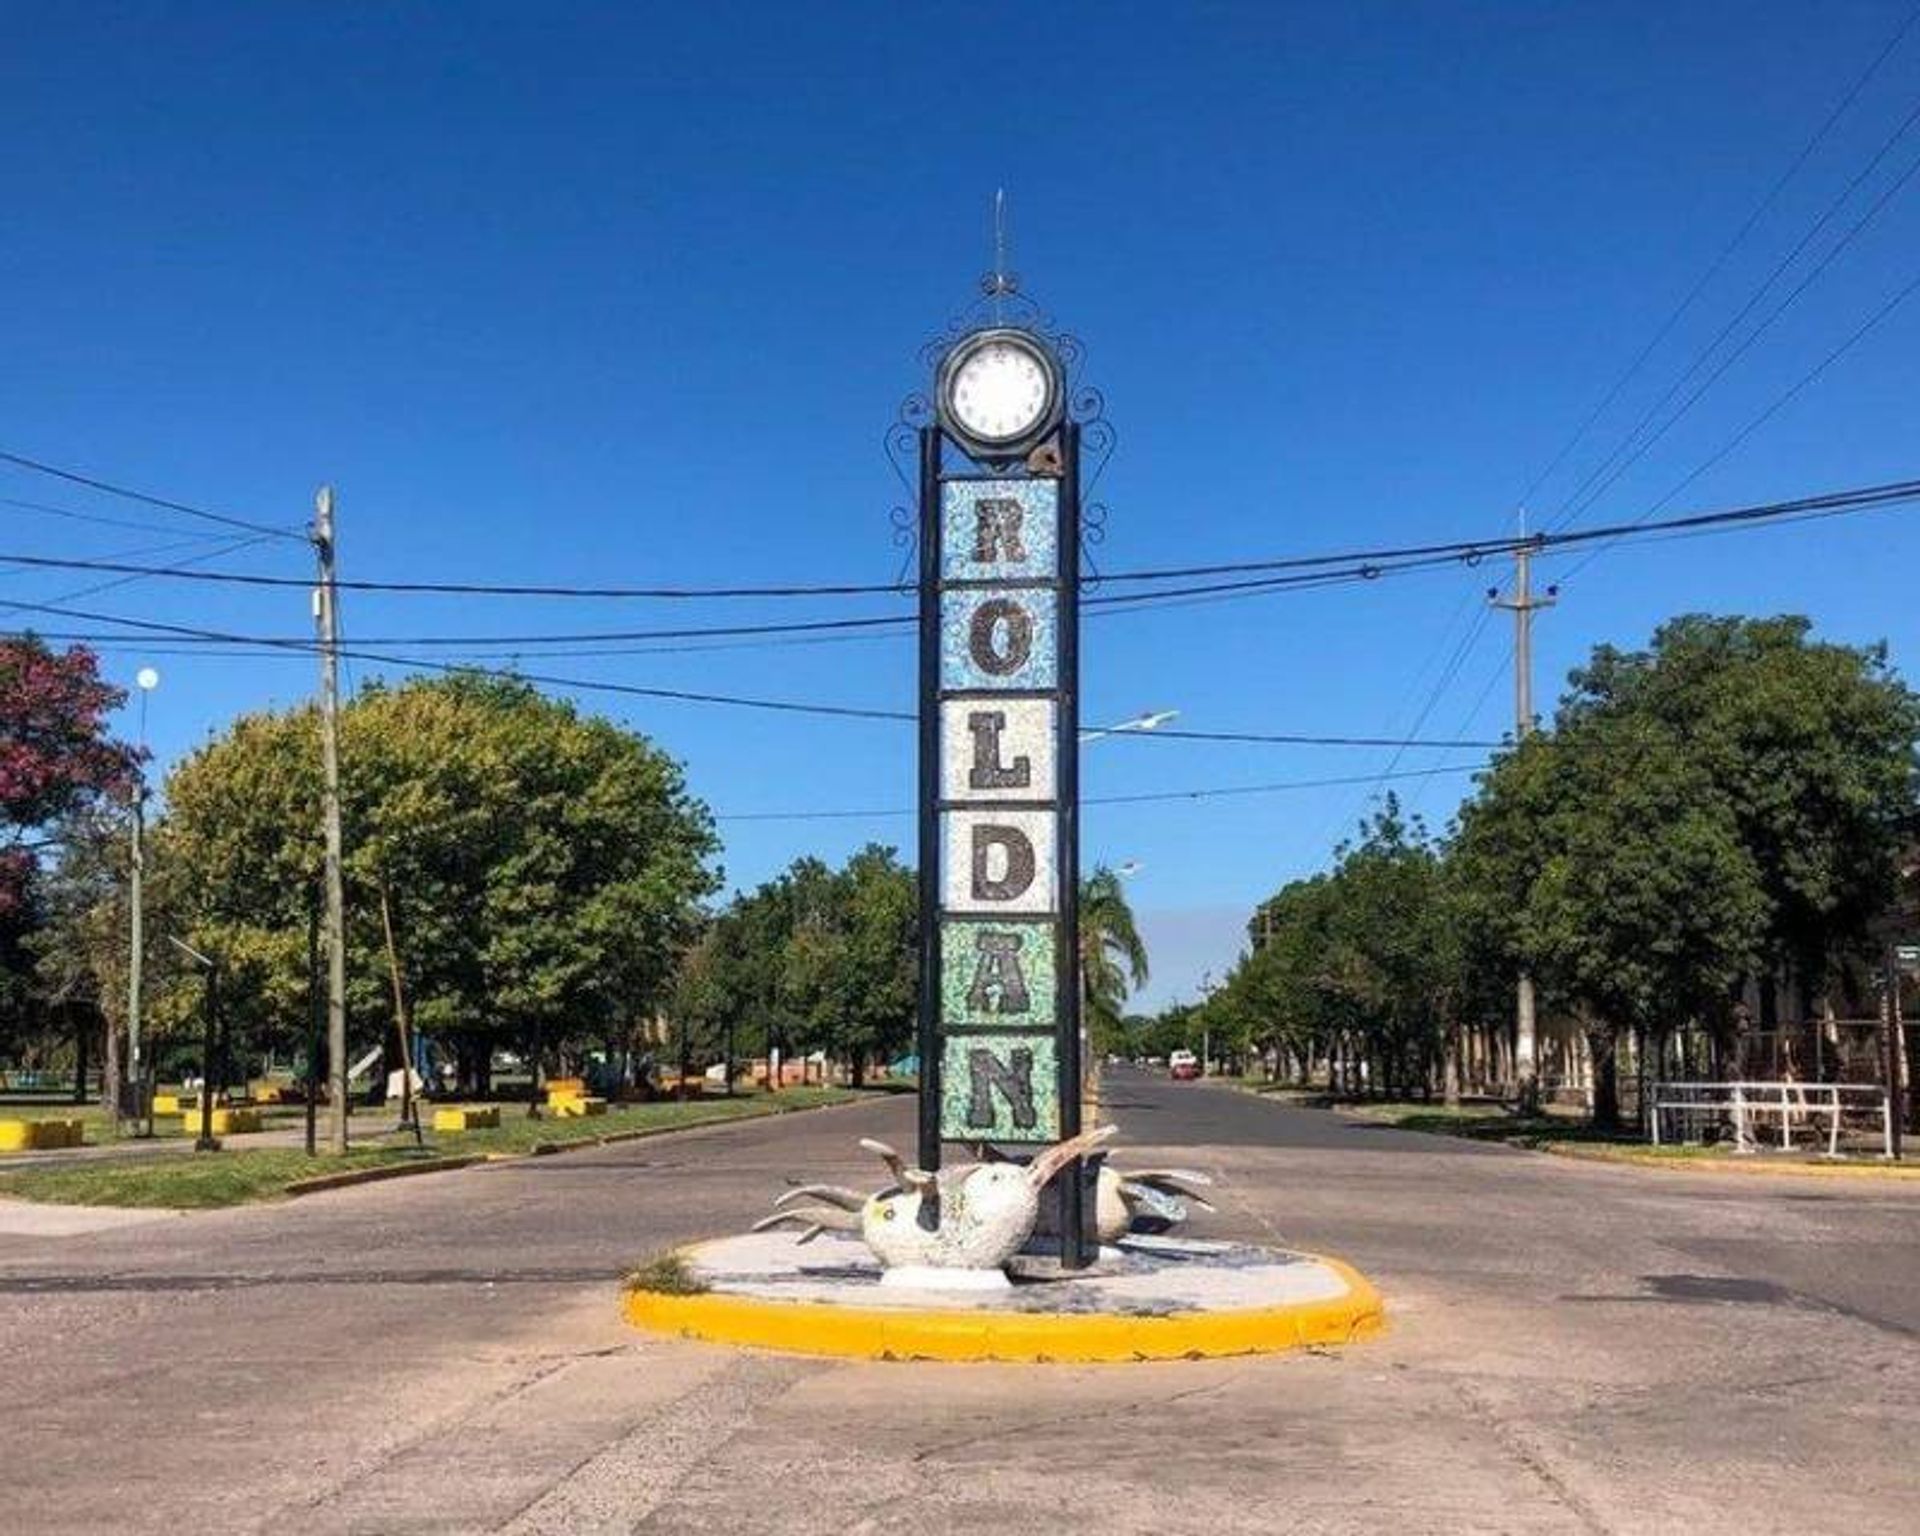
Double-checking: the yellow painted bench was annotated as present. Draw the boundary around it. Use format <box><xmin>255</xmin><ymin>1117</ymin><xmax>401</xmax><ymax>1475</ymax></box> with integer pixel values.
<box><xmin>155</xmin><ymin>1091</ymin><xmax>245</xmax><ymax>1115</ymax></box>
<box><xmin>431</xmin><ymin>1105</ymin><xmax>501</xmax><ymax>1132</ymax></box>
<box><xmin>178</xmin><ymin>1107</ymin><xmax>263</xmax><ymax>1137</ymax></box>
<box><xmin>548</xmin><ymin>1095</ymin><xmax>607</xmax><ymax>1118</ymax></box>
<box><xmin>0</xmin><ymin>1118</ymin><xmax>86</xmax><ymax>1152</ymax></box>
<box><xmin>544</xmin><ymin>1078</ymin><xmax>587</xmax><ymax>1104</ymax></box>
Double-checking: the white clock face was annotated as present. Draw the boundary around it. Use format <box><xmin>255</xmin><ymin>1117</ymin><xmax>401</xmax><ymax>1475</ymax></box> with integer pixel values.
<box><xmin>949</xmin><ymin>339</ymin><xmax>1052</xmax><ymax>444</ymax></box>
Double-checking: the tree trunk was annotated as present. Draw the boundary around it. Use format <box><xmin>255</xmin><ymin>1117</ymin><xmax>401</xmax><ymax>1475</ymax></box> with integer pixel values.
<box><xmin>101</xmin><ymin>1010</ymin><xmax>123</xmax><ymax>1122</ymax></box>
<box><xmin>1443</xmin><ymin>1020</ymin><xmax>1462</xmax><ymax>1110</ymax></box>
<box><xmin>1588</xmin><ymin>1019</ymin><xmax>1621</xmax><ymax>1132</ymax></box>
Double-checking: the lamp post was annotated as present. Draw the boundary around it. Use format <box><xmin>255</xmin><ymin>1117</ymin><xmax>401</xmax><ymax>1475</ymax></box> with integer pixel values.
<box><xmin>166</xmin><ymin>935</ymin><xmax>221</xmax><ymax>1152</ymax></box>
<box><xmin>127</xmin><ymin>666</ymin><xmax>159</xmax><ymax>1135</ymax></box>
<box><xmin>1080</xmin><ymin>708</ymin><xmax>1179</xmax><ymax>743</ymax></box>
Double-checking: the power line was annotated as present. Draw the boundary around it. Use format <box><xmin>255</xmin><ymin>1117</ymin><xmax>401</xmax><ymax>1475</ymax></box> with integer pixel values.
<box><xmin>0</xmin><ymin>595</ymin><xmax>916</xmax><ymax>724</ymax></box>
<box><xmin>1547</xmin><ymin>76</ymin><xmax>1920</xmax><ymax>534</ymax></box>
<box><xmin>5</xmin><ymin>472</ymin><xmax>1918</xmax><ymax>614</ymax></box>
<box><xmin>713</xmin><ymin>763</ymin><xmax>1489</xmax><ymax>822</ymax></box>
<box><xmin>45</xmin><ymin>532</ymin><xmax>282</xmax><ymax>609</ymax></box>
<box><xmin>1559</xmin><ymin>144</ymin><xmax>1920</xmax><ymax>537</ymax></box>
<box><xmin>1</xmin><ymin>494</ymin><xmax>253</xmax><ymax>541</ymax></box>
<box><xmin>0</xmin><ymin>448</ymin><xmax>306</xmax><ymax>543</ymax></box>
<box><xmin>1513</xmin><ymin>3</ymin><xmax>1920</xmax><ymax>516</ymax></box>
<box><xmin>0</xmin><ymin>597</ymin><xmax>1511</xmax><ymax>749</ymax></box>
<box><xmin>1080</xmin><ymin>477</ymin><xmax>1920</xmax><ymax>608</ymax></box>
<box><xmin>0</xmin><ymin>552</ymin><xmax>912</xmax><ymax>600</ymax></box>
<box><xmin>1558</xmin><ymin>265</ymin><xmax>1920</xmax><ymax>585</ymax></box>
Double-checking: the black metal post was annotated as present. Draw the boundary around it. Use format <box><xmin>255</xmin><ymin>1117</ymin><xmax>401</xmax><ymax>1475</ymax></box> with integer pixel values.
<box><xmin>1056</xmin><ymin>420</ymin><xmax>1087</xmax><ymax>1267</ymax></box>
<box><xmin>73</xmin><ymin>1008</ymin><xmax>87</xmax><ymax>1106</ymax></box>
<box><xmin>195</xmin><ymin>963</ymin><xmax>220</xmax><ymax>1152</ymax></box>
<box><xmin>916</xmin><ymin>424</ymin><xmax>944</xmax><ymax>1173</ymax></box>
<box><xmin>1887</xmin><ymin>946</ymin><xmax>1906</xmax><ymax>1161</ymax></box>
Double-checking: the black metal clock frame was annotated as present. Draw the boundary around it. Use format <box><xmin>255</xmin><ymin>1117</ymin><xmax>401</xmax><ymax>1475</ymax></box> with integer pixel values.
<box><xmin>932</xmin><ymin>326</ymin><xmax>1067</xmax><ymax>467</ymax></box>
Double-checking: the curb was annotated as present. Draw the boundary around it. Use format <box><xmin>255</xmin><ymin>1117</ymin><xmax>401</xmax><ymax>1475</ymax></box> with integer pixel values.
<box><xmin>284</xmin><ymin>1155</ymin><xmax>485</xmax><ymax>1196</ymax></box>
<box><xmin>1540</xmin><ymin>1142</ymin><xmax>1920</xmax><ymax>1181</ymax></box>
<box><xmin>520</xmin><ymin>1091</ymin><xmax>867</xmax><ymax>1158</ymax></box>
<box><xmin>284</xmin><ymin>1093</ymin><xmax>866</xmax><ymax>1193</ymax></box>
<box><xmin>623</xmin><ymin>1251</ymin><xmax>1386</xmax><ymax>1364</ymax></box>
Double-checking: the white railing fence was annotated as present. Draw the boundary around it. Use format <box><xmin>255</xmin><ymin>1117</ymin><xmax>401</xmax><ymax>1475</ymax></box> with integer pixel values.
<box><xmin>1650</xmin><ymin>1080</ymin><xmax>1894</xmax><ymax>1158</ymax></box>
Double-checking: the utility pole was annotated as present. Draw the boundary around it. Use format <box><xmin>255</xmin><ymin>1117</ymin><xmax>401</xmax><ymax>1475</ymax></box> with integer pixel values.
<box><xmin>312</xmin><ymin>486</ymin><xmax>349</xmax><ymax>1154</ymax></box>
<box><xmin>1490</xmin><ymin>537</ymin><xmax>1556</xmax><ymax>1113</ymax></box>
<box><xmin>126</xmin><ymin>779</ymin><xmax>145</xmax><ymax>1124</ymax></box>
<box><xmin>126</xmin><ymin>667</ymin><xmax>158</xmax><ymax>1133</ymax></box>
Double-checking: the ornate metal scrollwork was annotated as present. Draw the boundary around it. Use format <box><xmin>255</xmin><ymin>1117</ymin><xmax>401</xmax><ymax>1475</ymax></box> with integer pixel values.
<box><xmin>1080</xmin><ymin>500</ymin><xmax>1110</xmax><ymax>588</ymax></box>
<box><xmin>890</xmin><ymin>286</ymin><xmax>1119</xmax><ymax>559</ymax></box>
<box><xmin>890</xmin><ymin>504</ymin><xmax>918</xmax><ymax>586</ymax></box>
<box><xmin>1071</xmin><ymin>383</ymin><xmax>1118</xmax><ymax>494</ymax></box>
<box><xmin>884</xmin><ymin>391</ymin><xmax>934</xmax><ymax>495</ymax></box>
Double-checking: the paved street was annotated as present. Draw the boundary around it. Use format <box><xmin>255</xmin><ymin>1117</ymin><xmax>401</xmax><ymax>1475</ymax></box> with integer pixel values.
<box><xmin>2</xmin><ymin>1070</ymin><xmax>1916</xmax><ymax>1535</ymax></box>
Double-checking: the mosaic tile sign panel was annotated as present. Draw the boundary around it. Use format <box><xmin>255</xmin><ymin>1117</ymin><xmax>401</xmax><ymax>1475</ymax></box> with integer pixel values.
<box><xmin>936</xmin><ymin>475</ymin><xmax>1064</xmax><ymax>1145</ymax></box>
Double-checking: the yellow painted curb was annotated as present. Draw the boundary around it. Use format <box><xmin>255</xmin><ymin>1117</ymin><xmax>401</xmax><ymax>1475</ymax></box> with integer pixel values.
<box><xmin>623</xmin><ymin>1252</ymin><xmax>1385</xmax><ymax>1363</ymax></box>
<box><xmin>283</xmin><ymin>1155</ymin><xmax>484</xmax><ymax>1197</ymax></box>
<box><xmin>432</xmin><ymin>1105</ymin><xmax>501</xmax><ymax>1132</ymax></box>
<box><xmin>1541</xmin><ymin>1143</ymin><xmax>1920</xmax><ymax>1180</ymax></box>
<box><xmin>0</xmin><ymin>1118</ymin><xmax>86</xmax><ymax>1152</ymax></box>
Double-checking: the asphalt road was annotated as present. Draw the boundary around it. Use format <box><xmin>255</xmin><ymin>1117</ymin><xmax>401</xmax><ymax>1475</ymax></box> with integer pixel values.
<box><xmin>1</xmin><ymin>1069</ymin><xmax>1915</xmax><ymax>1535</ymax></box>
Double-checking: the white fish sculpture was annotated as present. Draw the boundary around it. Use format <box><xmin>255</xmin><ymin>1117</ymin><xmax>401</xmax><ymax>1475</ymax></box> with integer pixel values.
<box><xmin>1093</xmin><ymin>1164</ymin><xmax>1214</xmax><ymax>1244</ymax></box>
<box><xmin>757</xmin><ymin>1124</ymin><xmax>1117</xmax><ymax>1282</ymax></box>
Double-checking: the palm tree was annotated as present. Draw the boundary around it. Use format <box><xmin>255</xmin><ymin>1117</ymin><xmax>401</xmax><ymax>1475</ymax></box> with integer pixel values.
<box><xmin>1079</xmin><ymin>865</ymin><xmax>1149</xmax><ymax>1041</ymax></box>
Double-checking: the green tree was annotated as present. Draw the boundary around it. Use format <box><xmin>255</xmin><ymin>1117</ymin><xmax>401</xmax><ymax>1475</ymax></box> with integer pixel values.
<box><xmin>1562</xmin><ymin>615</ymin><xmax>1918</xmax><ymax>1023</ymax></box>
<box><xmin>1080</xmin><ymin>864</ymin><xmax>1149</xmax><ymax>1050</ymax></box>
<box><xmin>677</xmin><ymin>845</ymin><xmax>918</xmax><ymax>1088</ymax></box>
<box><xmin>0</xmin><ymin>640</ymin><xmax>137</xmax><ymax>1092</ymax></box>
<box><xmin>1454</xmin><ymin>716</ymin><xmax>1767</xmax><ymax>1127</ymax></box>
<box><xmin>142</xmin><ymin>674</ymin><xmax>718</xmax><ymax>1092</ymax></box>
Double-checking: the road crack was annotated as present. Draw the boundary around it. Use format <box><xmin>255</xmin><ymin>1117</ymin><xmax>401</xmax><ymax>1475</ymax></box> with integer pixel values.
<box><xmin>1449</xmin><ymin>1376</ymin><xmax>1616</xmax><ymax>1536</ymax></box>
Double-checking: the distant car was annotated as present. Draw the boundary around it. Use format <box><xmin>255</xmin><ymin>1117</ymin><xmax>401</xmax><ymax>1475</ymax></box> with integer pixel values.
<box><xmin>1168</xmin><ymin>1049</ymin><xmax>1200</xmax><ymax>1081</ymax></box>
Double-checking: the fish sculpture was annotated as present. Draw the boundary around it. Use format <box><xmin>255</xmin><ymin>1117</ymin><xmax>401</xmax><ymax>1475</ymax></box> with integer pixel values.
<box><xmin>1093</xmin><ymin>1164</ymin><xmax>1214</xmax><ymax>1243</ymax></box>
<box><xmin>756</xmin><ymin>1124</ymin><xmax>1117</xmax><ymax>1279</ymax></box>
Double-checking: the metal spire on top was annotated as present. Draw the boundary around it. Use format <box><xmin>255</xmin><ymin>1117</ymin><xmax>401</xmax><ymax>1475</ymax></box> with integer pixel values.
<box><xmin>982</xmin><ymin>188</ymin><xmax>1019</xmax><ymax>317</ymax></box>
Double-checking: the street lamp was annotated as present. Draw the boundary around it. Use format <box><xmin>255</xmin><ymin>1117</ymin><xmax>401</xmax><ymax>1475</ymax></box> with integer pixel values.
<box><xmin>165</xmin><ymin>935</ymin><xmax>222</xmax><ymax>1153</ymax></box>
<box><xmin>127</xmin><ymin>667</ymin><xmax>159</xmax><ymax>1135</ymax></box>
<box><xmin>1113</xmin><ymin>860</ymin><xmax>1144</xmax><ymax>878</ymax></box>
<box><xmin>1080</xmin><ymin>708</ymin><xmax>1179</xmax><ymax>744</ymax></box>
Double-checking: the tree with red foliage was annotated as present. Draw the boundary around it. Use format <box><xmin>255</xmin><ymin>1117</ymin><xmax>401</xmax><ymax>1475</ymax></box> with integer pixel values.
<box><xmin>0</xmin><ymin>638</ymin><xmax>137</xmax><ymax>917</ymax></box>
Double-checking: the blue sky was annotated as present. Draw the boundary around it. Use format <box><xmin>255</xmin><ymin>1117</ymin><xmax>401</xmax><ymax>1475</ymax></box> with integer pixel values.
<box><xmin>5</xmin><ymin>2</ymin><xmax>1920</xmax><ymax>1009</ymax></box>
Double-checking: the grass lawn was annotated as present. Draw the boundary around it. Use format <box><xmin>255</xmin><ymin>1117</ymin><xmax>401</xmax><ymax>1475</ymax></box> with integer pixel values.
<box><xmin>1335</xmin><ymin>1097</ymin><xmax>1920</xmax><ymax>1176</ymax></box>
<box><xmin>0</xmin><ymin>1085</ymin><xmax>864</xmax><ymax>1208</ymax></box>
<box><xmin>0</xmin><ymin>1147</ymin><xmax>428</xmax><ymax>1208</ymax></box>
<box><xmin>0</xmin><ymin>1098</ymin><xmax>110</xmax><ymax>1128</ymax></box>
<box><xmin>432</xmin><ymin>1085</ymin><xmax>858</xmax><ymax>1155</ymax></box>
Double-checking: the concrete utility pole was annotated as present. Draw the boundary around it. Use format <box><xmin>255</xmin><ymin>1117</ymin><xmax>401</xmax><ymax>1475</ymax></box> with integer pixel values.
<box><xmin>1491</xmin><ymin>538</ymin><xmax>1555</xmax><ymax>1112</ymax></box>
<box><xmin>126</xmin><ymin>666</ymin><xmax>158</xmax><ymax>1133</ymax></box>
<box><xmin>312</xmin><ymin>486</ymin><xmax>349</xmax><ymax>1154</ymax></box>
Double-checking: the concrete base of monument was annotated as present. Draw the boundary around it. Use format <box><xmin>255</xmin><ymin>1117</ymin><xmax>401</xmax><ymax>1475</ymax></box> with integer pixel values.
<box><xmin>879</xmin><ymin>1264</ymin><xmax>1013</xmax><ymax>1292</ymax></box>
<box><xmin>623</xmin><ymin>1230</ymin><xmax>1385</xmax><ymax>1363</ymax></box>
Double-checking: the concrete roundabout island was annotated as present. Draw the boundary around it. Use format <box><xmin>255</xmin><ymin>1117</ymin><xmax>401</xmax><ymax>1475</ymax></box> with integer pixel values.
<box><xmin>623</xmin><ymin>1229</ymin><xmax>1385</xmax><ymax>1363</ymax></box>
